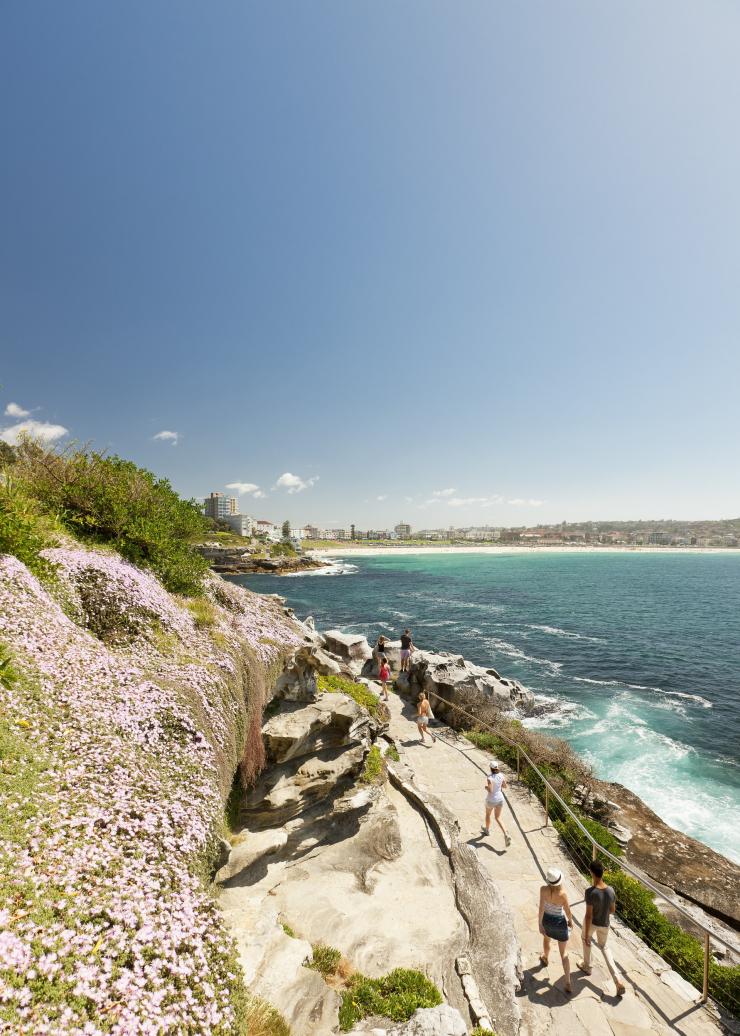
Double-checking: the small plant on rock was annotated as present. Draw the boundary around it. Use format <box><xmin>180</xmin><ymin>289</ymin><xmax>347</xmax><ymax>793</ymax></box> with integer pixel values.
<box><xmin>359</xmin><ymin>745</ymin><xmax>385</xmax><ymax>785</ymax></box>
<box><xmin>338</xmin><ymin>968</ymin><xmax>442</xmax><ymax>1031</ymax></box>
<box><xmin>317</xmin><ymin>673</ymin><xmax>381</xmax><ymax>718</ymax></box>
<box><xmin>308</xmin><ymin>943</ymin><xmax>342</xmax><ymax>977</ymax></box>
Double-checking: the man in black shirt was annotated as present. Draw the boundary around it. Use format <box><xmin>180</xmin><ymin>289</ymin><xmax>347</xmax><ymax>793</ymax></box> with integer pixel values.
<box><xmin>400</xmin><ymin>629</ymin><xmax>414</xmax><ymax>673</ymax></box>
<box><xmin>578</xmin><ymin>859</ymin><xmax>625</xmax><ymax>996</ymax></box>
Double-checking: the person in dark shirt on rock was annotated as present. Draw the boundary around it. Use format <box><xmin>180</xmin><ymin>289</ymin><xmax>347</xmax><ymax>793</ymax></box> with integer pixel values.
<box><xmin>399</xmin><ymin>629</ymin><xmax>414</xmax><ymax>673</ymax></box>
<box><xmin>578</xmin><ymin>859</ymin><xmax>626</xmax><ymax>996</ymax></box>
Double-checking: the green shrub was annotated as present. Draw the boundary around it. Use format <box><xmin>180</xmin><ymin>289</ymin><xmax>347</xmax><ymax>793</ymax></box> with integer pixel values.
<box><xmin>0</xmin><ymin>644</ymin><xmax>20</xmax><ymax>690</ymax></box>
<box><xmin>605</xmin><ymin>870</ymin><xmax>740</xmax><ymax>1013</ymax></box>
<box><xmin>10</xmin><ymin>442</ymin><xmax>209</xmax><ymax>594</ymax></box>
<box><xmin>359</xmin><ymin>745</ymin><xmax>384</xmax><ymax>785</ymax></box>
<box><xmin>385</xmin><ymin>744</ymin><xmax>400</xmax><ymax>763</ymax></box>
<box><xmin>317</xmin><ymin>673</ymin><xmax>381</xmax><ymax>718</ymax></box>
<box><xmin>553</xmin><ymin>815</ymin><xmax>623</xmax><ymax>871</ymax></box>
<box><xmin>281</xmin><ymin>922</ymin><xmax>296</xmax><ymax>939</ymax></box>
<box><xmin>0</xmin><ymin>476</ymin><xmax>55</xmax><ymax>578</ymax></box>
<box><xmin>307</xmin><ymin>943</ymin><xmax>342</xmax><ymax>977</ymax></box>
<box><xmin>270</xmin><ymin>542</ymin><xmax>296</xmax><ymax>558</ymax></box>
<box><xmin>339</xmin><ymin>968</ymin><xmax>442</xmax><ymax>1031</ymax></box>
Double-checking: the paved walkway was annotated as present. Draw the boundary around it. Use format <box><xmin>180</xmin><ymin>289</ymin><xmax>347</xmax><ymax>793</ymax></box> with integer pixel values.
<box><xmin>385</xmin><ymin>693</ymin><xmax>723</xmax><ymax>1036</ymax></box>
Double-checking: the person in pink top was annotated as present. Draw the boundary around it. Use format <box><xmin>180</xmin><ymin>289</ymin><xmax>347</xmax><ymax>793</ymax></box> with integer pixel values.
<box><xmin>378</xmin><ymin>655</ymin><xmax>391</xmax><ymax>702</ymax></box>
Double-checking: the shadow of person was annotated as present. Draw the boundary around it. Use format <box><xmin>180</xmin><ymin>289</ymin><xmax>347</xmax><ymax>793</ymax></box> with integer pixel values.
<box><xmin>467</xmin><ymin>835</ymin><xmax>506</xmax><ymax>856</ymax></box>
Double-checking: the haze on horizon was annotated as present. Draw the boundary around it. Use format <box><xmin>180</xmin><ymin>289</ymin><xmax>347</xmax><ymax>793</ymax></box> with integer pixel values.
<box><xmin>1</xmin><ymin>2</ymin><xmax>739</xmax><ymax>529</ymax></box>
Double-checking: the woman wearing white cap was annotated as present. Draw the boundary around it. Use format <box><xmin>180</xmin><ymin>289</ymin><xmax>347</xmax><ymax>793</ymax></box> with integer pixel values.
<box><xmin>482</xmin><ymin>761</ymin><xmax>511</xmax><ymax>846</ymax></box>
<box><xmin>538</xmin><ymin>867</ymin><xmax>574</xmax><ymax>994</ymax></box>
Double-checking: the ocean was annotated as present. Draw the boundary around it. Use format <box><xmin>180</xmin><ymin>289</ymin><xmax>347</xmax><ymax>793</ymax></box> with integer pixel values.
<box><xmin>230</xmin><ymin>551</ymin><xmax>740</xmax><ymax>863</ymax></box>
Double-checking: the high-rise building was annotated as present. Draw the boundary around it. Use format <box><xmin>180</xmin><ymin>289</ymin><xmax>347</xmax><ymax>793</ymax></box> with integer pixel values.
<box><xmin>394</xmin><ymin>522</ymin><xmax>412</xmax><ymax>539</ymax></box>
<box><xmin>204</xmin><ymin>493</ymin><xmax>237</xmax><ymax>520</ymax></box>
<box><xmin>223</xmin><ymin>514</ymin><xmax>253</xmax><ymax>537</ymax></box>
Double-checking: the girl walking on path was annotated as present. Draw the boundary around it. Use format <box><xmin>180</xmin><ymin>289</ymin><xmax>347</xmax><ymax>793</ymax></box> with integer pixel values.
<box><xmin>483</xmin><ymin>761</ymin><xmax>511</xmax><ymax>846</ymax></box>
<box><xmin>373</xmin><ymin>635</ymin><xmax>388</xmax><ymax>674</ymax></box>
<box><xmin>416</xmin><ymin>692</ymin><xmax>436</xmax><ymax>743</ymax></box>
<box><xmin>538</xmin><ymin>868</ymin><xmax>574</xmax><ymax>995</ymax></box>
<box><xmin>378</xmin><ymin>655</ymin><xmax>391</xmax><ymax>702</ymax></box>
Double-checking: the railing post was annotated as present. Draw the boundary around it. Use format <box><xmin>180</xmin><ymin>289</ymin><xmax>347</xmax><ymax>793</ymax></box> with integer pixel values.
<box><xmin>516</xmin><ymin>748</ymin><xmax>520</xmax><ymax>778</ymax></box>
<box><xmin>544</xmin><ymin>784</ymin><xmax>549</xmax><ymax>825</ymax></box>
<box><xmin>702</xmin><ymin>932</ymin><xmax>710</xmax><ymax>1002</ymax></box>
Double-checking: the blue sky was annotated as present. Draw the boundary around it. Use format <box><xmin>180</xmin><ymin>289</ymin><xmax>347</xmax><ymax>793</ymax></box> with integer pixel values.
<box><xmin>2</xmin><ymin>2</ymin><xmax>739</xmax><ymax>528</ymax></box>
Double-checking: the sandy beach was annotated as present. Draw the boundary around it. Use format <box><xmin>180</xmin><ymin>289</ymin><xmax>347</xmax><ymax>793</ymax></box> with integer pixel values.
<box><xmin>310</xmin><ymin>544</ymin><xmax>740</xmax><ymax>558</ymax></box>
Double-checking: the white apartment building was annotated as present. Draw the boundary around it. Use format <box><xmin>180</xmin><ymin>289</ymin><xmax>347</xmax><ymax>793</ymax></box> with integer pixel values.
<box><xmin>223</xmin><ymin>514</ymin><xmax>254</xmax><ymax>537</ymax></box>
<box><xmin>254</xmin><ymin>520</ymin><xmax>281</xmax><ymax>542</ymax></box>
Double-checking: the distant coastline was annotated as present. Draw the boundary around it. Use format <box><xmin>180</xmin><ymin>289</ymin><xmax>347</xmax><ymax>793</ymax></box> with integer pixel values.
<box><xmin>310</xmin><ymin>544</ymin><xmax>740</xmax><ymax>557</ymax></box>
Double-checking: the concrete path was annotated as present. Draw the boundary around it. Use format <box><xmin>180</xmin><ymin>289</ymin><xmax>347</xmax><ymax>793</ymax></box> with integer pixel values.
<box><xmin>385</xmin><ymin>692</ymin><xmax>724</xmax><ymax>1036</ymax></box>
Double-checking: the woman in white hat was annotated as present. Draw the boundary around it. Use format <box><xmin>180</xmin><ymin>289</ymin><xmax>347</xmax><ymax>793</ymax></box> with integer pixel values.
<box><xmin>482</xmin><ymin>761</ymin><xmax>511</xmax><ymax>846</ymax></box>
<box><xmin>538</xmin><ymin>867</ymin><xmax>574</xmax><ymax>994</ymax></box>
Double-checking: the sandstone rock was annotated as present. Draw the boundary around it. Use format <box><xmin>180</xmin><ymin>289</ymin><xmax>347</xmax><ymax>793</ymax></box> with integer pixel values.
<box><xmin>216</xmin><ymin>828</ymin><xmax>288</xmax><ymax>883</ymax></box>
<box><xmin>386</xmin><ymin>1004</ymin><xmax>468</xmax><ymax>1035</ymax></box>
<box><xmin>391</xmin><ymin>649</ymin><xmax>535</xmax><ymax>728</ymax></box>
<box><xmin>324</xmin><ymin>629</ymin><xmax>373</xmax><ymax>665</ymax></box>
<box><xmin>262</xmin><ymin>694</ymin><xmax>378</xmax><ymax>764</ymax></box>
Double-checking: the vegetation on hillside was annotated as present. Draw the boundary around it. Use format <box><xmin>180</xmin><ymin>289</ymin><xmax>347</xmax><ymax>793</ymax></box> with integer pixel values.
<box><xmin>0</xmin><ymin>440</ymin><xmax>209</xmax><ymax>594</ymax></box>
<box><xmin>317</xmin><ymin>672</ymin><xmax>383</xmax><ymax>719</ymax></box>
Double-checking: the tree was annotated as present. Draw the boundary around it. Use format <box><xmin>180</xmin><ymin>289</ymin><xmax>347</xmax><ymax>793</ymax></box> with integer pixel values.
<box><xmin>281</xmin><ymin>519</ymin><xmax>291</xmax><ymax>541</ymax></box>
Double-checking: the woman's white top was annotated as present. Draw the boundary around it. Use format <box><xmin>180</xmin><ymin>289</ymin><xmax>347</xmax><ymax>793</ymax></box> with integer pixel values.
<box><xmin>486</xmin><ymin>773</ymin><xmax>505</xmax><ymax>803</ymax></box>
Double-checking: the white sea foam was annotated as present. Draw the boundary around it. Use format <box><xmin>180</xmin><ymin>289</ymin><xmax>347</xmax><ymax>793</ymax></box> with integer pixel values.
<box><xmin>282</xmin><ymin>561</ymin><xmax>359</xmax><ymax>577</ymax></box>
<box><xmin>570</xmin><ymin>674</ymin><xmax>713</xmax><ymax>709</ymax></box>
<box><xmin>485</xmin><ymin>636</ymin><xmax>563</xmax><ymax>674</ymax></box>
<box><xmin>525</xmin><ymin>623</ymin><xmax>606</xmax><ymax>644</ymax></box>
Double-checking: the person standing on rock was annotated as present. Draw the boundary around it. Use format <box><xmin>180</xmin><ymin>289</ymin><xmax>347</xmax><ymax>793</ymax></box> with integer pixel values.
<box><xmin>578</xmin><ymin>859</ymin><xmax>626</xmax><ymax>996</ymax></box>
<box><xmin>373</xmin><ymin>634</ymin><xmax>388</xmax><ymax>674</ymax></box>
<box><xmin>416</xmin><ymin>691</ymin><xmax>436</xmax><ymax>743</ymax></box>
<box><xmin>378</xmin><ymin>655</ymin><xmax>391</xmax><ymax>702</ymax></box>
<box><xmin>482</xmin><ymin>761</ymin><xmax>511</xmax><ymax>846</ymax></box>
<box><xmin>400</xmin><ymin>629</ymin><xmax>414</xmax><ymax>673</ymax></box>
<box><xmin>538</xmin><ymin>868</ymin><xmax>574</xmax><ymax>995</ymax></box>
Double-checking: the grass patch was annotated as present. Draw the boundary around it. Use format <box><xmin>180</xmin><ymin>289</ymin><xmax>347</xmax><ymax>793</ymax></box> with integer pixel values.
<box><xmin>338</xmin><ymin>968</ymin><xmax>442</xmax><ymax>1031</ymax></box>
<box><xmin>307</xmin><ymin>943</ymin><xmax>342</xmax><ymax>977</ymax></box>
<box><xmin>317</xmin><ymin>673</ymin><xmax>381</xmax><ymax>718</ymax></box>
<box><xmin>281</xmin><ymin>922</ymin><xmax>297</xmax><ymax>939</ymax></box>
<box><xmin>186</xmin><ymin>598</ymin><xmax>217</xmax><ymax>629</ymax></box>
<box><xmin>359</xmin><ymin>745</ymin><xmax>385</xmax><ymax>785</ymax></box>
<box><xmin>241</xmin><ymin>994</ymin><xmax>291</xmax><ymax>1036</ymax></box>
<box><xmin>385</xmin><ymin>743</ymin><xmax>400</xmax><ymax>763</ymax></box>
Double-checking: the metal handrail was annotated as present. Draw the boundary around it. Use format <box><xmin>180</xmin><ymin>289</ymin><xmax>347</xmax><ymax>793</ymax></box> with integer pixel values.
<box><xmin>421</xmin><ymin>687</ymin><xmax>737</xmax><ymax>1000</ymax></box>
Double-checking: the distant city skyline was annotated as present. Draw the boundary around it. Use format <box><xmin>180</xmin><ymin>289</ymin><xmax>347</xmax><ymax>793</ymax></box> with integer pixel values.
<box><xmin>2</xmin><ymin>3</ymin><xmax>739</xmax><ymax>526</ymax></box>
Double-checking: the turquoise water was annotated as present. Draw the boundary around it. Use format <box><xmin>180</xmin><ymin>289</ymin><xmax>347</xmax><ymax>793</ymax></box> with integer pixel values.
<box><xmin>232</xmin><ymin>552</ymin><xmax>740</xmax><ymax>863</ymax></box>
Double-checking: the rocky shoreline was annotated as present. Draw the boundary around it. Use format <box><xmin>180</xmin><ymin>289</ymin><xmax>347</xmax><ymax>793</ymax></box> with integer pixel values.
<box><xmin>196</xmin><ymin>542</ymin><xmax>329</xmax><ymax>575</ymax></box>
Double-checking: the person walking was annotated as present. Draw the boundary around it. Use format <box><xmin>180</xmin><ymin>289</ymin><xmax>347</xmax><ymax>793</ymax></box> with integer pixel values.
<box><xmin>416</xmin><ymin>691</ymin><xmax>436</xmax><ymax>743</ymax></box>
<box><xmin>400</xmin><ymin>629</ymin><xmax>414</xmax><ymax>673</ymax></box>
<box><xmin>538</xmin><ymin>868</ymin><xmax>574</xmax><ymax>995</ymax></box>
<box><xmin>378</xmin><ymin>655</ymin><xmax>391</xmax><ymax>702</ymax></box>
<box><xmin>482</xmin><ymin>761</ymin><xmax>511</xmax><ymax>846</ymax></box>
<box><xmin>578</xmin><ymin>859</ymin><xmax>626</xmax><ymax>996</ymax></box>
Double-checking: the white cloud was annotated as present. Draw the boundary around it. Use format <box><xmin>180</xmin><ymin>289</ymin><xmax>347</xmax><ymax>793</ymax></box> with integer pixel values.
<box><xmin>432</xmin><ymin>488</ymin><xmax>456</xmax><ymax>498</ymax></box>
<box><xmin>0</xmin><ymin>419</ymin><xmax>68</xmax><ymax>446</ymax></box>
<box><xmin>4</xmin><ymin>402</ymin><xmax>30</xmax><ymax>418</ymax></box>
<box><xmin>376</xmin><ymin>494</ymin><xmax>388</xmax><ymax>501</ymax></box>
<box><xmin>226</xmin><ymin>481</ymin><xmax>261</xmax><ymax>496</ymax></box>
<box><xmin>153</xmin><ymin>430</ymin><xmax>179</xmax><ymax>446</ymax></box>
<box><xmin>447</xmin><ymin>496</ymin><xmax>490</xmax><ymax>508</ymax></box>
<box><xmin>275</xmin><ymin>472</ymin><xmax>319</xmax><ymax>494</ymax></box>
<box><xmin>253</xmin><ymin>490</ymin><xmax>266</xmax><ymax>499</ymax></box>
<box><xmin>507</xmin><ymin>498</ymin><xmax>544</xmax><ymax>507</ymax></box>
